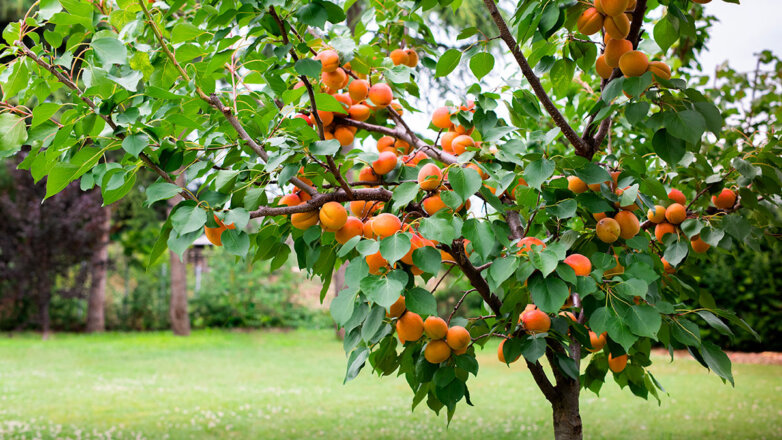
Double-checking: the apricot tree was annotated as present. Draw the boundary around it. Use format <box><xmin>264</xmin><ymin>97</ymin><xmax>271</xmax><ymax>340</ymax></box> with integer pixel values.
<box><xmin>1</xmin><ymin>0</ymin><xmax>780</xmax><ymax>438</ymax></box>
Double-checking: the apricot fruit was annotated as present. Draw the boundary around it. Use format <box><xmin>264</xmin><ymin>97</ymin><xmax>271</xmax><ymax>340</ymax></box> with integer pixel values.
<box><xmin>647</xmin><ymin>205</ymin><xmax>666</xmax><ymax>223</ymax></box>
<box><xmin>521</xmin><ymin>309</ymin><xmax>551</xmax><ymax>334</ymax></box>
<box><xmin>424</xmin><ymin>339</ymin><xmax>452</xmax><ymax>363</ymax></box>
<box><xmin>445</xmin><ymin>326</ymin><xmax>471</xmax><ymax>351</ymax></box>
<box><xmin>376</xmin><ymin>136</ymin><xmax>396</xmax><ymax>154</ymax></box>
<box><xmin>358</xmin><ymin>167</ymin><xmax>379</xmax><ymax>185</ymax></box>
<box><xmin>431</xmin><ymin>106</ymin><xmax>454</xmax><ymax>129</ymax></box>
<box><xmin>498</xmin><ymin>339</ymin><xmax>520</xmax><ymax>364</ymax></box>
<box><xmin>372</xmin><ymin>151</ymin><xmax>398</xmax><ymax>175</ymax></box>
<box><xmin>440</xmin><ymin>131</ymin><xmax>458</xmax><ymax>153</ymax></box>
<box><xmin>691</xmin><ymin>235</ymin><xmax>710</xmax><ymax>253</ymax></box>
<box><xmin>608</xmin><ymin>353</ymin><xmax>628</xmax><ymax>373</ymax></box>
<box><xmin>335</xmin><ymin>216</ymin><xmax>363</xmax><ymax>244</ymax></box>
<box><xmin>577</xmin><ymin>7</ymin><xmax>604</xmax><ymax>35</ymax></box>
<box><xmin>451</xmin><ymin>134</ymin><xmax>475</xmax><ymax>155</ymax></box>
<box><xmin>278</xmin><ymin>193</ymin><xmax>302</xmax><ymax>207</ymax></box>
<box><xmin>595</xmin><ymin>55</ymin><xmax>613</xmax><ymax>80</ymax></box>
<box><xmin>366</xmin><ymin>251</ymin><xmax>389</xmax><ymax>275</ymax></box>
<box><xmin>587</xmin><ymin>331</ymin><xmax>607</xmax><ymax>353</ymax></box>
<box><xmin>291</xmin><ymin>211</ymin><xmax>319</xmax><ymax>230</ymax></box>
<box><xmin>596</xmin><ymin>217</ymin><xmax>621</xmax><ymax>243</ymax></box>
<box><xmin>348</xmin><ymin>79</ymin><xmax>369</xmax><ymax>102</ymax></box>
<box><xmin>618</xmin><ymin>50</ymin><xmax>649</xmax><ymax>77</ymax></box>
<box><xmin>422</xmin><ymin>194</ymin><xmax>448</xmax><ymax>215</ymax></box>
<box><xmin>204</xmin><ymin>214</ymin><xmax>236</xmax><ymax>247</ymax></box>
<box><xmin>387</xmin><ymin>295</ymin><xmax>405</xmax><ymax>318</ymax></box>
<box><xmin>516</xmin><ymin>236</ymin><xmax>546</xmax><ymax>255</ymax></box>
<box><xmin>668</xmin><ymin>188</ymin><xmax>686</xmax><ymax>205</ymax></box>
<box><xmin>567</xmin><ymin>176</ymin><xmax>589</xmax><ymax>194</ymax></box>
<box><xmin>368</xmin><ymin>83</ymin><xmax>393</xmax><ymax>107</ymax></box>
<box><xmin>362</xmin><ymin>218</ymin><xmax>377</xmax><ymax>239</ymax></box>
<box><xmin>614</xmin><ymin>210</ymin><xmax>640</xmax><ymax>239</ymax></box>
<box><xmin>348</xmin><ymin>104</ymin><xmax>371</xmax><ymax>121</ymax></box>
<box><xmin>321</xmin><ymin>68</ymin><xmax>347</xmax><ymax>90</ymax></box>
<box><xmin>316</xmin><ymin>49</ymin><xmax>340</xmax><ymax>72</ymax></box>
<box><xmin>372</xmin><ymin>213</ymin><xmax>402</xmax><ymax>238</ymax></box>
<box><xmin>319</xmin><ymin>202</ymin><xmax>348</xmax><ymax>232</ymax></box>
<box><xmin>424</xmin><ymin>316</ymin><xmax>449</xmax><ymax>340</ymax></box>
<box><xmin>564</xmin><ymin>254</ymin><xmax>592</xmax><ymax>276</ymax></box>
<box><xmin>599</xmin><ymin>0</ymin><xmax>629</xmax><ymax>17</ymax></box>
<box><xmin>661</xmin><ymin>257</ymin><xmax>675</xmax><ymax>274</ymax></box>
<box><xmin>593</xmin><ymin>212</ymin><xmax>608</xmax><ymax>221</ymax></box>
<box><xmin>396</xmin><ymin>311</ymin><xmax>424</xmax><ymax>343</ymax></box>
<box><xmin>665</xmin><ymin>203</ymin><xmax>687</xmax><ymax>225</ymax></box>
<box><xmin>605</xmin><ymin>38</ymin><xmax>633</xmax><ymax>68</ymax></box>
<box><xmin>712</xmin><ymin>188</ymin><xmax>736</xmax><ymax>209</ymax></box>
<box><xmin>654</xmin><ymin>222</ymin><xmax>676</xmax><ymax>241</ymax></box>
<box><xmin>333</xmin><ymin>126</ymin><xmax>354</xmax><ymax>146</ymax></box>
<box><xmin>389</xmin><ymin>48</ymin><xmax>409</xmax><ymax>66</ymax></box>
<box><xmin>648</xmin><ymin>60</ymin><xmax>671</xmax><ymax>81</ymax></box>
<box><xmin>604</xmin><ymin>13</ymin><xmax>630</xmax><ymax>39</ymax></box>
<box><xmin>350</xmin><ymin>200</ymin><xmax>379</xmax><ymax>218</ymax></box>
<box><xmin>418</xmin><ymin>163</ymin><xmax>443</xmax><ymax>191</ymax></box>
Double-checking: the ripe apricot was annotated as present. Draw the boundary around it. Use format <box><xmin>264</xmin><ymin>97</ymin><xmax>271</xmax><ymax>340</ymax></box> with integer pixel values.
<box><xmin>668</xmin><ymin>188</ymin><xmax>686</xmax><ymax>205</ymax></box>
<box><xmin>599</xmin><ymin>0</ymin><xmax>629</xmax><ymax>17</ymax></box>
<box><xmin>350</xmin><ymin>200</ymin><xmax>379</xmax><ymax>218</ymax></box>
<box><xmin>422</xmin><ymin>193</ymin><xmax>448</xmax><ymax>215</ymax></box>
<box><xmin>387</xmin><ymin>295</ymin><xmax>405</xmax><ymax>318</ymax></box>
<box><xmin>294</xmin><ymin>113</ymin><xmax>312</xmax><ymax>126</ymax></box>
<box><xmin>368</xmin><ymin>83</ymin><xmax>393</xmax><ymax>107</ymax></box>
<box><xmin>595</xmin><ymin>55</ymin><xmax>613</xmax><ymax>80</ymax></box>
<box><xmin>418</xmin><ymin>163</ymin><xmax>443</xmax><ymax>191</ymax></box>
<box><xmin>712</xmin><ymin>188</ymin><xmax>736</xmax><ymax>209</ymax></box>
<box><xmin>424</xmin><ymin>339</ymin><xmax>452</xmax><ymax>363</ymax></box>
<box><xmin>465</xmin><ymin>163</ymin><xmax>488</xmax><ymax>180</ymax></box>
<box><xmin>372</xmin><ymin>151</ymin><xmax>398</xmax><ymax>175</ymax></box>
<box><xmin>348</xmin><ymin>104</ymin><xmax>371</xmax><ymax>121</ymax></box>
<box><xmin>498</xmin><ymin>339</ymin><xmax>520</xmax><ymax>364</ymax></box>
<box><xmin>661</xmin><ymin>257</ymin><xmax>675</xmax><ymax>274</ymax></box>
<box><xmin>559</xmin><ymin>311</ymin><xmax>577</xmax><ymax>322</ymax></box>
<box><xmin>362</xmin><ymin>218</ymin><xmax>377</xmax><ymax>239</ymax></box>
<box><xmin>648</xmin><ymin>61</ymin><xmax>671</xmax><ymax>81</ymax></box>
<box><xmin>647</xmin><ymin>205</ymin><xmax>666</xmax><ymax>223</ymax></box>
<box><xmin>516</xmin><ymin>236</ymin><xmax>546</xmax><ymax>256</ymax></box>
<box><xmin>608</xmin><ymin>353</ymin><xmax>628</xmax><ymax>373</ymax></box>
<box><xmin>654</xmin><ymin>222</ymin><xmax>676</xmax><ymax>241</ymax></box>
<box><xmin>372</xmin><ymin>213</ymin><xmax>402</xmax><ymax>238</ymax></box>
<box><xmin>691</xmin><ymin>235</ymin><xmax>710</xmax><ymax>253</ymax></box>
<box><xmin>389</xmin><ymin>48</ymin><xmax>409</xmax><ymax>66</ymax></box>
<box><xmin>404</xmin><ymin>49</ymin><xmax>419</xmax><ymax>67</ymax></box>
<box><xmin>445</xmin><ymin>326</ymin><xmax>471</xmax><ymax>350</ymax></box>
<box><xmin>604</xmin><ymin>13</ymin><xmax>630</xmax><ymax>39</ymax></box>
<box><xmin>397</xmin><ymin>311</ymin><xmax>424</xmax><ymax>343</ymax></box>
<box><xmin>348</xmin><ymin>79</ymin><xmax>369</xmax><ymax>102</ymax></box>
<box><xmin>596</xmin><ymin>217</ymin><xmax>621</xmax><ymax>243</ymax></box>
<box><xmin>564</xmin><ymin>254</ymin><xmax>592</xmax><ymax>276</ymax></box>
<box><xmin>605</xmin><ymin>38</ymin><xmax>633</xmax><ymax>68</ymax></box>
<box><xmin>335</xmin><ymin>216</ymin><xmax>363</xmax><ymax>244</ymax></box>
<box><xmin>204</xmin><ymin>214</ymin><xmax>236</xmax><ymax>246</ymax></box>
<box><xmin>278</xmin><ymin>193</ymin><xmax>302</xmax><ymax>207</ymax></box>
<box><xmin>333</xmin><ymin>126</ymin><xmax>354</xmax><ymax>146</ymax></box>
<box><xmin>432</xmin><ymin>106</ymin><xmax>454</xmax><ymax>129</ymax></box>
<box><xmin>319</xmin><ymin>202</ymin><xmax>348</xmax><ymax>232</ymax></box>
<box><xmin>567</xmin><ymin>176</ymin><xmax>588</xmax><ymax>194</ymax></box>
<box><xmin>334</xmin><ymin>92</ymin><xmax>353</xmax><ymax>109</ymax></box>
<box><xmin>401</xmin><ymin>234</ymin><xmax>425</xmax><ymax>265</ymax></box>
<box><xmin>451</xmin><ymin>134</ymin><xmax>475</xmax><ymax>155</ymax></box>
<box><xmin>291</xmin><ymin>211</ymin><xmax>319</xmax><ymax>230</ymax></box>
<box><xmin>522</xmin><ymin>309</ymin><xmax>551</xmax><ymax>334</ymax></box>
<box><xmin>614</xmin><ymin>210</ymin><xmax>640</xmax><ymax>239</ymax></box>
<box><xmin>358</xmin><ymin>167</ymin><xmax>379</xmax><ymax>185</ymax></box>
<box><xmin>394</xmin><ymin>138</ymin><xmax>412</xmax><ymax>154</ymax></box>
<box><xmin>586</xmin><ymin>331</ymin><xmax>607</xmax><ymax>353</ymax></box>
<box><xmin>322</xmin><ymin>68</ymin><xmax>347</xmax><ymax>90</ymax></box>
<box><xmin>593</xmin><ymin>212</ymin><xmax>608</xmax><ymax>221</ymax></box>
<box><xmin>440</xmin><ymin>131</ymin><xmax>458</xmax><ymax>153</ymax></box>
<box><xmin>376</xmin><ymin>136</ymin><xmax>396</xmax><ymax>154</ymax></box>
<box><xmin>619</xmin><ymin>50</ymin><xmax>649</xmax><ymax>77</ymax></box>
<box><xmin>665</xmin><ymin>203</ymin><xmax>687</xmax><ymax>225</ymax></box>
<box><xmin>316</xmin><ymin>110</ymin><xmax>334</xmax><ymax>127</ymax></box>
<box><xmin>316</xmin><ymin>49</ymin><xmax>340</xmax><ymax>72</ymax></box>
<box><xmin>424</xmin><ymin>316</ymin><xmax>449</xmax><ymax>340</ymax></box>
<box><xmin>366</xmin><ymin>251</ymin><xmax>389</xmax><ymax>275</ymax></box>
<box><xmin>577</xmin><ymin>7</ymin><xmax>604</xmax><ymax>35</ymax></box>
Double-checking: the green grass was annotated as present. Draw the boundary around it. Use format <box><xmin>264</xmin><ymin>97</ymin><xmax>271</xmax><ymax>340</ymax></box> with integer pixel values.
<box><xmin>0</xmin><ymin>330</ymin><xmax>780</xmax><ymax>439</ymax></box>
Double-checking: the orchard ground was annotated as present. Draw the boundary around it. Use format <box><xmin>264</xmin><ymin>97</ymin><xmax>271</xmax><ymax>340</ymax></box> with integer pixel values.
<box><xmin>1</xmin><ymin>330</ymin><xmax>780</xmax><ymax>440</ymax></box>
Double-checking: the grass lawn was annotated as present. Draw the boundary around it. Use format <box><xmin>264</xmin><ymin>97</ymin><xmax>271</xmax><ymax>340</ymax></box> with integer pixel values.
<box><xmin>0</xmin><ymin>329</ymin><xmax>780</xmax><ymax>439</ymax></box>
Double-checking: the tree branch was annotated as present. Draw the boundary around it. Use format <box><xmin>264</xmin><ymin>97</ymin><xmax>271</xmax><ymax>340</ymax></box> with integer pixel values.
<box><xmin>482</xmin><ymin>0</ymin><xmax>590</xmax><ymax>157</ymax></box>
<box><xmin>447</xmin><ymin>240</ymin><xmax>503</xmax><ymax>315</ymax></box>
<box><xmin>527</xmin><ymin>360</ymin><xmax>558</xmax><ymax>403</ymax></box>
<box><xmin>249</xmin><ymin>187</ymin><xmax>392</xmax><ymax>218</ymax></box>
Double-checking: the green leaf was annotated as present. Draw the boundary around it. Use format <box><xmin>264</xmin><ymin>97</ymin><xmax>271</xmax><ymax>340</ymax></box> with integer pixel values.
<box><xmin>392</xmin><ymin>181</ymin><xmax>420</xmax><ymax>211</ymax></box>
<box><xmin>295</xmin><ymin>59</ymin><xmax>322</xmax><ymax>77</ymax></box>
<box><xmin>145</xmin><ymin>182</ymin><xmax>182</xmax><ymax>205</ymax></box>
<box><xmin>91</xmin><ymin>37</ymin><xmax>127</xmax><ymax>65</ymax></box>
<box><xmin>623</xmin><ymin>305</ymin><xmax>662</xmax><ymax>338</ymax></box>
<box><xmin>623</xmin><ymin>72</ymin><xmax>653</xmax><ymax>98</ymax></box>
<box><xmin>523</xmin><ymin>159</ymin><xmax>555</xmax><ymax>189</ymax></box>
<box><xmin>170</xmin><ymin>203</ymin><xmax>207</xmax><ymax>235</ymax></box>
<box><xmin>528</xmin><ymin>275</ymin><xmax>569</xmax><ymax>314</ymax></box>
<box><xmin>469</xmin><ymin>52</ymin><xmax>494</xmax><ymax>80</ymax></box>
<box><xmin>31</xmin><ymin>103</ymin><xmax>61</xmax><ymax>128</ymax></box>
<box><xmin>732</xmin><ymin>158</ymin><xmax>761</xmax><ymax>180</ymax></box>
<box><xmin>310</xmin><ymin>139</ymin><xmax>341</xmax><ymax>155</ymax></box>
<box><xmin>700</xmin><ymin>341</ymin><xmax>734</xmax><ymax>385</ymax></box>
<box><xmin>546</xmin><ymin>199</ymin><xmax>577</xmax><ymax>219</ymax></box>
<box><xmin>663</xmin><ymin>239</ymin><xmax>689</xmax><ymax>267</ymax></box>
<box><xmin>529</xmin><ymin>250</ymin><xmax>559</xmax><ymax>278</ymax></box>
<box><xmin>652</xmin><ymin>128</ymin><xmax>686</xmax><ymax>165</ymax></box>
<box><xmin>413</xmin><ymin>246</ymin><xmax>442</xmax><ymax>275</ymax></box>
<box><xmin>574</xmin><ymin>162</ymin><xmax>612</xmax><ymax>185</ymax></box>
<box><xmin>406</xmin><ymin>287</ymin><xmax>437</xmax><ymax>317</ymax></box>
<box><xmin>462</xmin><ymin>219</ymin><xmax>495</xmax><ymax>260</ymax></box>
<box><xmin>121</xmin><ymin>133</ymin><xmax>148</xmax><ymax>158</ymax></box>
<box><xmin>171</xmin><ymin>23</ymin><xmax>204</xmax><ymax>43</ymax></box>
<box><xmin>331</xmin><ymin>290</ymin><xmax>356</xmax><ymax>326</ymax></box>
<box><xmin>0</xmin><ymin>113</ymin><xmax>28</xmax><ymax>152</ymax></box>
<box><xmin>489</xmin><ymin>256</ymin><xmax>518</xmax><ymax>286</ymax></box>
<box><xmin>44</xmin><ymin>147</ymin><xmax>103</xmax><ymax>199</ymax></box>
<box><xmin>653</xmin><ymin>15</ymin><xmax>678</xmax><ymax>53</ymax></box>
<box><xmin>314</xmin><ymin>93</ymin><xmax>348</xmax><ymax>113</ymax></box>
<box><xmin>361</xmin><ymin>305</ymin><xmax>385</xmax><ymax>341</ymax></box>
<box><xmin>39</xmin><ymin>0</ymin><xmax>63</xmax><ymax>20</ymax></box>
<box><xmin>550</xmin><ymin>58</ymin><xmax>575</xmax><ymax>95</ymax></box>
<box><xmin>379</xmin><ymin>233</ymin><xmax>411</xmax><ymax>265</ymax></box>
<box><xmin>360</xmin><ymin>272</ymin><xmax>405</xmax><ymax>308</ymax></box>
<box><xmin>680</xmin><ymin>219</ymin><xmax>704</xmax><ymax>239</ymax></box>
<box><xmin>435</xmin><ymin>49</ymin><xmax>462</xmax><ymax>77</ymax></box>
<box><xmin>625</xmin><ymin>102</ymin><xmax>650</xmax><ymax>125</ymax></box>
<box><xmin>664</xmin><ymin>110</ymin><xmax>706</xmax><ymax>144</ymax></box>
<box><xmin>222</xmin><ymin>229</ymin><xmax>250</xmax><ymax>257</ymax></box>
<box><xmin>521</xmin><ymin>336</ymin><xmax>547</xmax><ymax>363</ymax></box>
<box><xmin>419</xmin><ymin>217</ymin><xmax>459</xmax><ymax>244</ymax></box>
<box><xmin>448</xmin><ymin>167</ymin><xmax>482</xmax><ymax>203</ymax></box>
<box><xmin>296</xmin><ymin>2</ymin><xmax>329</xmax><ymax>29</ymax></box>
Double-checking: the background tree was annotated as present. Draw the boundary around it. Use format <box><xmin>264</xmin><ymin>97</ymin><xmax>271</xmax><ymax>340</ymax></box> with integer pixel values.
<box><xmin>0</xmin><ymin>0</ymin><xmax>780</xmax><ymax>439</ymax></box>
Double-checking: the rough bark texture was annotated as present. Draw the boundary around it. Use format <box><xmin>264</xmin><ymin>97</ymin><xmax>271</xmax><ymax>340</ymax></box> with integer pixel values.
<box><xmin>86</xmin><ymin>206</ymin><xmax>111</xmax><ymax>332</ymax></box>
<box><xmin>168</xmin><ymin>175</ymin><xmax>190</xmax><ymax>336</ymax></box>
<box><xmin>552</xmin><ymin>379</ymin><xmax>583</xmax><ymax>440</ymax></box>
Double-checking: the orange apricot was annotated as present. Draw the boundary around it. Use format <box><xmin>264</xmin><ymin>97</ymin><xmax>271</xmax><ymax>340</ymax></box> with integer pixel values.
<box><xmin>358</xmin><ymin>166</ymin><xmax>379</xmax><ymax>185</ymax></box>
<box><xmin>608</xmin><ymin>353</ymin><xmax>628</xmax><ymax>373</ymax></box>
<box><xmin>319</xmin><ymin>201</ymin><xmax>348</xmax><ymax>232</ymax></box>
<box><xmin>604</xmin><ymin>13</ymin><xmax>631</xmax><ymax>39</ymax></box>
<box><xmin>372</xmin><ymin>213</ymin><xmax>402</xmax><ymax>238</ymax></box>
<box><xmin>516</xmin><ymin>236</ymin><xmax>546</xmax><ymax>255</ymax></box>
<box><xmin>350</xmin><ymin>200</ymin><xmax>379</xmax><ymax>218</ymax></box>
<box><xmin>387</xmin><ymin>295</ymin><xmax>405</xmax><ymax>318</ymax></box>
<box><xmin>278</xmin><ymin>193</ymin><xmax>302</xmax><ymax>207</ymax></box>
<box><xmin>648</xmin><ymin>61</ymin><xmax>671</xmax><ymax>81</ymax></box>
<box><xmin>316</xmin><ymin>110</ymin><xmax>334</xmax><ymax>127</ymax></box>
<box><xmin>665</xmin><ymin>203</ymin><xmax>687</xmax><ymax>225</ymax></box>
<box><xmin>564</xmin><ymin>254</ymin><xmax>592</xmax><ymax>276</ymax></box>
<box><xmin>596</xmin><ymin>55</ymin><xmax>613</xmax><ymax>80</ymax></box>
<box><xmin>712</xmin><ymin>188</ymin><xmax>736</xmax><ymax>209</ymax></box>
<box><xmin>335</xmin><ymin>216</ymin><xmax>363</xmax><ymax>244</ymax></box>
<box><xmin>647</xmin><ymin>205</ymin><xmax>666</xmax><ymax>223</ymax></box>
<box><xmin>498</xmin><ymin>339</ymin><xmax>520</xmax><ymax>364</ymax></box>
<box><xmin>431</xmin><ymin>106</ymin><xmax>454</xmax><ymax>129</ymax></box>
<box><xmin>316</xmin><ymin>49</ymin><xmax>340</xmax><ymax>72</ymax></box>
<box><xmin>397</xmin><ymin>311</ymin><xmax>424</xmax><ymax>343</ymax></box>
<box><xmin>691</xmin><ymin>235</ymin><xmax>710</xmax><ymax>253</ymax></box>
<box><xmin>593</xmin><ymin>212</ymin><xmax>608</xmax><ymax>221</ymax></box>
<box><xmin>596</xmin><ymin>217</ymin><xmax>621</xmax><ymax>243</ymax></box>
<box><xmin>440</xmin><ymin>131</ymin><xmax>458</xmax><ymax>153</ymax></box>
<box><xmin>445</xmin><ymin>326</ymin><xmax>471</xmax><ymax>350</ymax></box>
<box><xmin>372</xmin><ymin>151</ymin><xmax>398</xmax><ymax>175</ymax></box>
<box><xmin>348</xmin><ymin>79</ymin><xmax>369</xmax><ymax>102</ymax></box>
<box><xmin>668</xmin><ymin>188</ymin><xmax>686</xmax><ymax>205</ymax></box>
<box><xmin>451</xmin><ymin>134</ymin><xmax>475</xmax><ymax>155</ymax></box>
<box><xmin>389</xmin><ymin>48</ymin><xmax>409</xmax><ymax>66</ymax></box>
<box><xmin>367</xmin><ymin>83</ymin><xmax>393</xmax><ymax>107</ymax></box>
<box><xmin>376</xmin><ymin>136</ymin><xmax>396</xmax><ymax>154</ymax></box>
<box><xmin>618</xmin><ymin>50</ymin><xmax>649</xmax><ymax>77</ymax></box>
<box><xmin>362</xmin><ymin>218</ymin><xmax>377</xmax><ymax>239</ymax></box>
<box><xmin>404</xmin><ymin>49</ymin><xmax>419</xmax><ymax>67</ymax></box>
<box><xmin>577</xmin><ymin>7</ymin><xmax>604</xmax><ymax>35</ymax></box>
<box><xmin>614</xmin><ymin>210</ymin><xmax>640</xmax><ymax>239</ymax></box>
<box><xmin>422</xmin><ymin>193</ymin><xmax>448</xmax><ymax>215</ymax></box>
<box><xmin>599</xmin><ymin>0</ymin><xmax>629</xmax><ymax>16</ymax></box>
<box><xmin>605</xmin><ymin>38</ymin><xmax>633</xmax><ymax>68</ymax></box>
<box><xmin>321</xmin><ymin>68</ymin><xmax>347</xmax><ymax>90</ymax></box>
<box><xmin>333</xmin><ymin>126</ymin><xmax>355</xmax><ymax>146</ymax></box>
<box><xmin>348</xmin><ymin>104</ymin><xmax>371</xmax><ymax>121</ymax></box>
<box><xmin>654</xmin><ymin>222</ymin><xmax>676</xmax><ymax>241</ymax></box>
<box><xmin>417</xmin><ymin>163</ymin><xmax>443</xmax><ymax>191</ymax></box>
<box><xmin>424</xmin><ymin>316</ymin><xmax>449</xmax><ymax>340</ymax></box>
<box><xmin>366</xmin><ymin>251</ymin><xmax>389</xmax><ymax>275</ymax></box>
<box><xmin>291</xmin><ymin>211</ymin><xmax>319</xmax><ymax>230</ymax></box>
<box><xmin>334</xmin><ymin>92</ymin><xmax>353</xmax><ymax>109</ymax></box>
<box><xmin>587</xmin><ymin>331</ymin><xmax>607</xmax><ymax>353</ymax></box>
<box><xmin>424</xmin><ymin>339</ymin><xmax>452</xmax><ymax>363</ymax></box>
<box><xmin>567</xmin><ymin>176</ymin><xmax>589</xmax><ymax>194</ymax></box>
<box><xmin>521</xmin><ymin>309</ymin><xmax>551</xmax><ymax>334</ymax></box>
<box><xmin>661</xmin><ymin>257</ymin><xmax>675</xmax><ymax>274</ymax></box>
<box><xmin>204</xmin><ymin>214</ymin><xmax>236</xmax><ymax>247</ymax></box>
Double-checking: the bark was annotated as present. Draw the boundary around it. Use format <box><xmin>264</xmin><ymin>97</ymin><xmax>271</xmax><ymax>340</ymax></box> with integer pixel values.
<box><xmin>551</xmin><ymin>379</ymin><xmax>583</xmax><ymax>440</ymax></box>
<box><xmin>86</xmin><ymin>206</ymin><xmax>111</xmax><ymax>332</ymax></box>
<box><xmin>168</xmin><ymin>174</ymin><xmax>190</xmax><ymax>336</ymax></box>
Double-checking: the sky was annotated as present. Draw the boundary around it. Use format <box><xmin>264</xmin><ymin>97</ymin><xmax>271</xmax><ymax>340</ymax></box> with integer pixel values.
<box><xmin>698</xmin><ymin>0</ymin><xmax>782</xmax><ymax>74</ymax></box>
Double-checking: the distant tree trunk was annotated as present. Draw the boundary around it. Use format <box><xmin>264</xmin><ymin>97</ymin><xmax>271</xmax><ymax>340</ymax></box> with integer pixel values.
<box><xmin>86</xmin><ymin>206</ymin><xmax>111</xmax><ymax>332</ymax></box>
<box><xmin>168</xmin><ymin>174</ymin><xmax>190</xmax><ymax>336</ymax></box>
<box><xmin>38</xmin><ymin>281</ymin><xmax>51</xmax><ymax>339</ymax></box>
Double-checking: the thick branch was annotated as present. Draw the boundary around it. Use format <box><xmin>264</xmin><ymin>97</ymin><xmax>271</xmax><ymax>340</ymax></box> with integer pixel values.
<box><xmin>448</xmin><ymin>241</ymin><xmax>503</xmax><ymax>315</ymax></box>
<box><xmin>249</xmin><ymin>187</ymin><xmax>392</xmax><ymax>218</ymax></box>
<box><xmin>527</xmin><ymin>360</ymin><xmax>558</xmax><ymax>403</ymax></box>
<box><xmin>482</xmin><ymin>0</ymin><xmax>590</xmax><ymax>157</ymax></box>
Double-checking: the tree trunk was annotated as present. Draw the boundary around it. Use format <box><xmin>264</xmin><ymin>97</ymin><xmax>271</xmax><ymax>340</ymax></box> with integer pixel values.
<box><xmin>86</xmin><ymin>206</ymin><xmax>110</xmax><ymax>332</ymax></box>
<box><xmin>168</xmin><ymin>174</ymin><xmax>190</xmax><ymax>336</ymax></box>
<box><xmin>551</xmin><ymin>380</ymin><xmax>583</xmax><ymax>440</ymax></box>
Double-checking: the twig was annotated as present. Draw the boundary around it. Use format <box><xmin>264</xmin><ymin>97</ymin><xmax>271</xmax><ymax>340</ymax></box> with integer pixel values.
<box><xmin>447</xmin><ymin>288</ymin><xmax>476</xmax><ymax>324</ymax></box>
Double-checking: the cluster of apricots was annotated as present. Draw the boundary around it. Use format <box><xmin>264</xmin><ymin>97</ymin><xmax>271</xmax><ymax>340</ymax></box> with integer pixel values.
<box><xmin>431</xmin><ymin>102</ymin><xmax>478</xmax><ymax>155</ymax></box>
<box><xmin>292</xmin><ymin>47</ymin><xmax>417</xmax><ymax>147</ymax></box>
<box><xmin>386</xmin><ymin>296</ymin><xmax>471</xmax><ymax>363</ymax></box>
<box><xmin>566</xmin><ymin>173</ymin><xmax>641</xmax><ymax>244</ymax></box>
<box><xmin>577</xmin><ymin>0</ymin><xmax>671</xmax><ymax>81</ymax></box>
